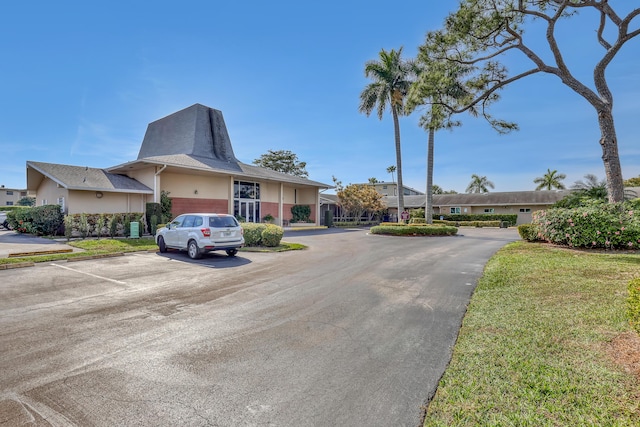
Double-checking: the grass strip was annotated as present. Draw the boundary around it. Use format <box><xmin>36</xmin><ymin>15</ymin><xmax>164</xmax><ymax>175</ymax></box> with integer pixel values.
<box><xmin>423</xmin><ymin>241</ymin><xmax>640</xmax><ymax>426</ymax></box>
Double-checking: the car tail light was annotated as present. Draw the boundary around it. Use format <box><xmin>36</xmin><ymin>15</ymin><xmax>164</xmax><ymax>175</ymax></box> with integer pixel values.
<box><xmin>201</xmin><ymin>228</ymin><xmax>211</xmax><ymax>237</ymax></box>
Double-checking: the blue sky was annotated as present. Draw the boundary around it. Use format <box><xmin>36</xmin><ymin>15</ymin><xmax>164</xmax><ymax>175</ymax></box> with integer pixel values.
<box><xmin>1</xmin><ymin>1</ymin><xmax>639</xmax><ymax>194</ymax></box>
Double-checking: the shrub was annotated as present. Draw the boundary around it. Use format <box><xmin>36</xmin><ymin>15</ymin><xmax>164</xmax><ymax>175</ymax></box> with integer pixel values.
<box><xmin>8</xmin><ymin>205</ymin><xmax>64</xmax><ymax>236</ymax></box>
<box><xmin>370</xmin><ymin>224</ymin><xmax>458</xmax><ymax>236</ymax></box>
<box><xmin>150</xmin><ymin>215</ymin><xmax>158</xmax><ymax>236</ymax></box>
<box><xmin>433</xmin><ymin>213</ymin><xmax>517</xmax><ymax>225</ymax></box>
<box><xmin>79</xmin><ymin>213</ymin><xmax>89</xmax><ymax>238</ymax></box>
<box><xmin>291</xmin><ymin>205</ymin><xmax>311</xmax><ymax>222</ymax></box>
<box><xmin>628</xmin><ymin>278</ymin><xmax>640</xmax><ymax>335</ymax></box>
<box><xmin>532</xmin><ymin>202</ymin><xmax>640</xmax><ymax>249</ymax></box>
<box><xmin>64</xmin><ymin>215</ymin><xmax>74</xmax><ymax>240</ymax></box>
<box><xmin>95</xmin><ymin>214</ymin><xmax>106</xmax><ymax>238</ymax></box>
<box><xmin>518</xmin><ymin>223</ymin><xmax>539</xmax><ymax>241</ymax></box>
<box><xmin>123</xmin><ymin>216</ymin><xmax>131</xmax><ymax>238</ymax></box>
<box><xmin>242</xmin><ymin>223</ymin><xmax>267</xmax><ymax>246</ymax></box>
<box><xmin>409</xmin><ymin>217</ymin><xmax>427</xmax><ymax>224</ymax></box>
<box><xmin>261</xmin><ymin>224</ymin><xmax>284</xmax><ymax>247</ymax></box>
<box><xmin>146</xmin><ymin>203</ymin><xmax>163</xmax><ymax>234</ymax></box>
<box><xmin>108</xmin><ymin>214</ymin><xmax>119</xmax><ymax>237</ymax></box>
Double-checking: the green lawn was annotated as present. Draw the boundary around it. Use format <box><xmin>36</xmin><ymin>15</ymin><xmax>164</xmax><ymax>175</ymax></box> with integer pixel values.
<box><xmin>423</xmin><ymin>241</ymin><xmax>640</xmax><ymax>426</ymax></box>
<box><xmin>0</xmin><ymin>237</ymin><xmax>304</xmax><ymax>265</ymax></box>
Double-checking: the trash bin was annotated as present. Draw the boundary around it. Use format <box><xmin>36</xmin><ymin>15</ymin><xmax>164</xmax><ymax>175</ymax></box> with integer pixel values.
<box><xmin>500</xmin><ymin>221</ymin><xmax>508</xmax><ymax>228</ymax></box>
<box><xmin>130</xmin><ymin>221</ymin><xmax>140</xmax><ymax>238</ymax></box>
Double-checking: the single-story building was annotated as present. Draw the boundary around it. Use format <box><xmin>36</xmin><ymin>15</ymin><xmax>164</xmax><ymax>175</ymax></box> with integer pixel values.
<box><xmin>323</xmin><ymin>187</ymin><xmax>640</xmax><ymax>225</ymax></box>
<box><xmin>26</xmin><ymin>103</ymin><xmax>331</xmax><ymax>226</ymax></box>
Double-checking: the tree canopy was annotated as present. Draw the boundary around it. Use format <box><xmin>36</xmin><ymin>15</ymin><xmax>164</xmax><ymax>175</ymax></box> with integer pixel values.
<box><xmin>534</xmin><ymin>169</ymin><xmax>567</xmax><ymax>191</ymax></box>
<box><xmin>415</xmin><ymin>0</ymin><xmax>640</xmax><ymax>203</ymax></box>
<box><xmin>253</xmin><ymin>150</ymin><xmax>308</xmax><ymax>178</ymax></box>
<box><xmin>466</xmin><ymin>174</ymin><xmax>495</xmax><ymax>193</ymax></box>
<box><xmin>333</xmin><ymin>177</ymin><xmax>385</xmax><ymax>222</ymax></box>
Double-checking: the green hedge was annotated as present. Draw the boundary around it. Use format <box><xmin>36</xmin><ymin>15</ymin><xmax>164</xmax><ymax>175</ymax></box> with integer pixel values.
<box><xmin>433</xmin><ymin>219</ymin><xmax>502</xmax><ymax>228</ymax></box>
<box><xmin>433</xmin><ymin>213</ymin><xmax>518</xmax><ymax>226</ymax></box>
<box><xmin>63</xmin><ymin>212</ymin><xmax>144</xmax><ymax>238</ymax></box>
<box><xmin>241</xmin><ymin>223</ymin><xmax>284</xmax><ymax>247</ymax></box>
<box><xmin>628</xmin><ymin>278</ymin><xmax>640</xmax><ymax>335</ymax></box>
<box><xmin>261</xmin><ymin>224</ymin><xmax>284</xmax><ymax>247</ymax></box>
<box><xmin>242</xmin><ymin>223</ymin><xmax>266</xmax><ymax>246</ymax></box>
<box><xmin>518</xmin><ymin>223</ymin><xmax>539</xmax><ymax>241</ymax></box>
<box><xmin>370</xmin><ymin>224</ymin><xmax>458</xmax><ymax>236</ymax></box>
<box><xmin>7</xmin><ymin>205</ymin><xmax>64</xmax><ymax>236</ymax></box>
<box><xmin>531</xmin><ymin>202</ymin><xmax>640</xmax><ymax>249</ymax></box>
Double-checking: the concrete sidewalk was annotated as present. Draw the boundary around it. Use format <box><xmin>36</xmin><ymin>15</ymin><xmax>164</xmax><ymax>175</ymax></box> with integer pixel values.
<box><xmin>0</xmin><ymin>229</ymin><xmax>80</xmax><ymax>258</ymax></box>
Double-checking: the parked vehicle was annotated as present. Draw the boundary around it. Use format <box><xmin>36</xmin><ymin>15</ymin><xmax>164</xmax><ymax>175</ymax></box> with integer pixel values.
<box><xmin>0</xmin><ymin>212</ymin><xmax>10</xmax><ymax>230</ymax></box>
<box><xmin>155</xmin><ymin>213</ymin><xmax>244</xmax><ymax>259</ymax></box>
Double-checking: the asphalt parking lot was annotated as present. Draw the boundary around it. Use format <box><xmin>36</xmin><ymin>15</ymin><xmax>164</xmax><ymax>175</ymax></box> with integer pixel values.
<box><xmin>0</xmin><ymin>227</ymin><xmax>519</xmax><ymax>426</ymax></box>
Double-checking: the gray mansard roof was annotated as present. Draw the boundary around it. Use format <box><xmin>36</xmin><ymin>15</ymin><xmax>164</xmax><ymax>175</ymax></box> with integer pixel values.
<box><xmin>108</xmin><ymin>103</ymin><xmax>330</xmax><ymax>188</ymax></box>
<box><xmin>27</xmin><ymin>161</ymin><xmax>153</xmax><ymax>193</ymax></box>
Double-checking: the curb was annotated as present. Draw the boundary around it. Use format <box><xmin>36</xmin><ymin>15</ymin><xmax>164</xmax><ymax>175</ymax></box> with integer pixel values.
<box><xmin>8</xmin><ymin>249</ymin><xmax>74</xmax><ymax>258</ymax></box>
<box><xmin>0</xmin><ymin>262</ymin><xmax>35</xmax><ymax>270</ymax></box>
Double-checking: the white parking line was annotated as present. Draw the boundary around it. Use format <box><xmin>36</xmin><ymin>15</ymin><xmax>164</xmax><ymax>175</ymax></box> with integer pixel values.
<box><xmin>51</xmin><ymin>263</ymin><xmax>127</xmax><ymax>285</ymax></box>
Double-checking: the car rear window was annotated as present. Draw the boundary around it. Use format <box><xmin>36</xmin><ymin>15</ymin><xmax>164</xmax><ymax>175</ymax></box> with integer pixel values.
<box><xmin>209</xmin><ymin>216</ymin><xmax>238</xmax><ymax>228</ymax></box>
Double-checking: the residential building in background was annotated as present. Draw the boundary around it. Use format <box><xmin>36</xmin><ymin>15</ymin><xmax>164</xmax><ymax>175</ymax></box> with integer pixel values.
<box><xmin>0</xmin><ymin>186</ymin><xmax>29</xmax><ymax>206</ymax></box>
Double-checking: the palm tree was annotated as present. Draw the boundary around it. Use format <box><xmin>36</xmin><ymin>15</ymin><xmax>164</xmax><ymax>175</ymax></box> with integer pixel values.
<box><xmin>386</xmin><ymin>165</ymin><xmax>396</xmax><ymax>190</ymax></box>
<box><xmin>359</xmin><ymin>48</ymin><xmax>415</xmax><ymax>221</ymax></box>
<box><xmin>572</xmin><ymin>174</ymin><xmax>607</xmax><ymax>199</ymax></box>
<box><xmin>466</xmin><ymin>174</ymin><xmax>495</xmax><ymax>193</ymax></box>
<box><xmin>534</xmin><ymin>169</ymin><xmax>566</xmax><ymax>190</ymax></box>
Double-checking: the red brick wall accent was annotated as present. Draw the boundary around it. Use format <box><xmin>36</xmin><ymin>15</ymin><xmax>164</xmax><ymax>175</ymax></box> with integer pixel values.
<box><xmin>171</xmin><ymin>198</ymin><xmax>229</xmax><ymax>216</ymax></box>
<box><xmin>260</xmin><ymin>202</ymin><xmax>279</xmax><ymax>220</ymax></box>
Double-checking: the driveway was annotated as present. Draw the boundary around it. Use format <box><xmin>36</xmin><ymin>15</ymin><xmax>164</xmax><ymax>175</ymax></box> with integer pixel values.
<box><xmin>0</xmin><ymin>229</ymin><xmax>79</xmax><ymax>258</ymax></box>
<box><xmin>0</xmin><ymin>227</ymin><xmax>519</xmax><ymax>426</ymax></box>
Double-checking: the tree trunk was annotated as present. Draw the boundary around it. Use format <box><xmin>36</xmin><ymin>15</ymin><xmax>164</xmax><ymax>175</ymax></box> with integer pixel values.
<box><xmin>598</xmin><ymin>109</ymin><xmax>624</xmax><ymax>203</ymax></box>
<box><xmin>425</xmin><ymin>128</ymin><xmax>434</xmax><ymax>224</ymax></box>
<box><xmin>392</xmin><ymin>106</ymin><xmax>405</xmax><ymax>221</ymax></box>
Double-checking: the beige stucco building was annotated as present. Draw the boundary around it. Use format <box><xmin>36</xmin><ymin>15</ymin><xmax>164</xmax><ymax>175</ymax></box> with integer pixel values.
<box><xmin>26</xmin><ymin>104</ymin><xmax>330</xmax><ymax>226</ymax></box>
<box><xmin>0</xmin><ymin>186</ymin><xmax>30</xmax><ymax>207</ymax></box>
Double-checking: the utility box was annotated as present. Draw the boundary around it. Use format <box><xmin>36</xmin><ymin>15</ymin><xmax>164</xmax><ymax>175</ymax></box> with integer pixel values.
<box><xmin>324</xmin><ymin>210</ymin><xmax>333</xmax><ymax>227</ymax></box>
<box><xmin>130</xmin><ymin>221</ymin><xmax>140</xmax><ymax>238</ymax></box>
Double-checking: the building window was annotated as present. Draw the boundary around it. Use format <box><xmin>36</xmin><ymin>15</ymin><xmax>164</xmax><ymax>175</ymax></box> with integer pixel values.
<box><xmin>6</xmin><ymin>191</ymin><xmax>13</xmax><ymax>196</ymax></box>
<box><xmin>484</xmin><ymin>208</ymin><xmax>495</xmax><ymax>213</ymax></box>
<box><xmin>520</xmin><ymin>208</ymin><xmax>531</xmax><ymax>213</ymax></box>
<box><xmin>6</xmin><ymin>201</ymin><xmax>13</xmax><ymax>206</ymax></box>
<box><xmin>450</xmin><ymin>207</ymin><xmax>461</xmax><ymax>214</ymax></box>
<box><xmin>382</xmin><ymin>185</ymin><xmax>387</xmax><ymax>190</ymax></box>
<box><xmin>58</xmin><ymin>197</ymin><xmax>65</xmax><ymax>212</ymax></box>
<box><xmin>42</xmin><ymin>199</ymin><xmax>47</xmax><ymax>205</ymax></box>
<box><xmin>20</xmin><ymin>191</ymin><xmax>27</xmax><ymax>197</ymax></box>
<box><xmin>234</xmin><ymin>181</ymin><xmax>261</xmax><ymax>223</ymax></box>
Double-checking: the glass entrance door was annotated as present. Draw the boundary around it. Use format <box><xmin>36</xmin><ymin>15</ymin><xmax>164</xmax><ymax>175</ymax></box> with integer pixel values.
<box><xmin>240</xmin><ymin>200</ymin><xmax>258</xmax><ymax>223</ymax></box>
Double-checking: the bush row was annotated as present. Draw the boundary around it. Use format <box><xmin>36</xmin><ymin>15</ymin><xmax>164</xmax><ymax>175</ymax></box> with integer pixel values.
<box><xmin>369</xmin><ymin>224</ymin><xmax>458</xmax><ymax>236</ymax></box>
<box><xmin>63</xmin><ymin>213</ymin><xmax>145</xmax><ymax>238</ymax></box>
<box><xmin>409</xmin><ymin>210</ymin><xmax>517</xmax><ymax>226</ymax></box>
<box><xmin>241</xmin><ymin>223</ymin><xmax>284</xmax><ymax>247</ymax></box>
<box><xmin>524</xmin><ymin>202</ymin><xmax>640</xmax><ymax>249</ymax></box>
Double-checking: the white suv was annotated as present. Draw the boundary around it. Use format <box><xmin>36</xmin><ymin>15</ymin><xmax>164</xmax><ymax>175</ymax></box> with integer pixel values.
<box><xmin>156</xmin><ymin>213</ymin><xmax>244</xmax><ymax>259</ymax></box>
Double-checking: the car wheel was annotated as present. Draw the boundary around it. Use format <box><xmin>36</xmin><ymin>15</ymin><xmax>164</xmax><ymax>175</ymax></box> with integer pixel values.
<box><xmin>158</xmin><ymin>236</ymin><xmax>167</xmax><ymax>253</ymax></box>
<box><xmin>226</xmin><ymin>249</ymin><xmax>238</xmax><ymax>257</ymax></box>
<box><xmin>188</xmin><ymin>240</ymin><xmax>202</xmax><ymax>259</ymax></box>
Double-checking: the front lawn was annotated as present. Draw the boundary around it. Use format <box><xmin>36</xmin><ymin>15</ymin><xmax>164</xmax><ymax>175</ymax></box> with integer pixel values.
<box><xmin>423</xmin><ymin>241</ymin><xmax>640</xmax><ymax>426</ymax></box>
